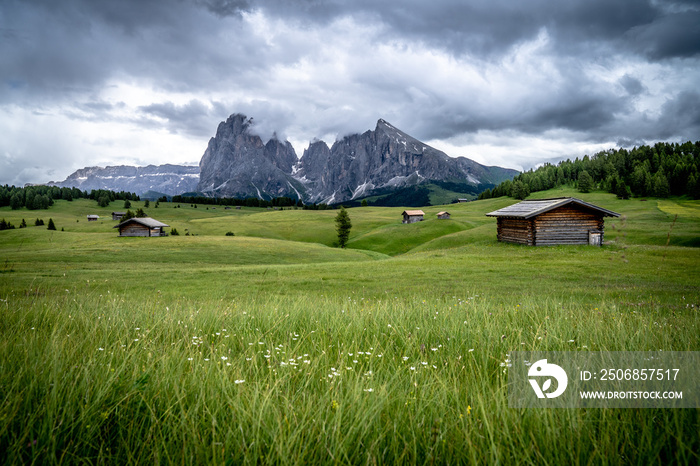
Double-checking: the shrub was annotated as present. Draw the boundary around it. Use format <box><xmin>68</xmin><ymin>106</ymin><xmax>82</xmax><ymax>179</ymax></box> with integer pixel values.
<box><xmin>170</xmin><ymin>228</ymin><xmax>179</xmax><ymax>236</ymax></box>
<box><xmin>225</xmin><ymin>231</ymin><xmax>235</xmax><ymax>236</ymax></box>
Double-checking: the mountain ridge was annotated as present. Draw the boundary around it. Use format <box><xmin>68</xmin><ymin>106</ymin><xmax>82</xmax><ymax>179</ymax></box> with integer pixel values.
<box><xmin>48</xmin><ymin>164</ymin><xmax>200</xmax><ymax>196</ymax></box>
<box><xmin>48</xmin><ymin>114</ymin><xmax>519</xmax><ymax>204</ymax></box>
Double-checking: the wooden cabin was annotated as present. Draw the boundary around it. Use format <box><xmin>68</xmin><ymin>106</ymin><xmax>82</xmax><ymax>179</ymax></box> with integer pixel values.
<box><xmin>485</xmin><ymin>198</ymin><xmax>619</xmax><ymax>246</ymax></box>
<box><xmin>437</xmin><ymin>211</ymin><xmax>450</xmax><ymax>220</ymax></box>
<box><xmin>114</xmin><ymin>217</ymin><xmax>169</xmax><ymax>237</ymax></box>
<box><xmin>402</xmin><ymin>210</ymin><xmax>425</xmax><ymax>224</ymax></box>
<box><xmin>112</xmin><ymin>211</ymin><xmax>126</xmax><ymax>221</ymax></box>
<box><xmin>457</xmin><ymin>199</ymin><xmax>469</xmax><ymax>203</ymax></box>
<box><xmin>87</xmin><ymin>215</ymin><xmax>99</xmax><ymax>222</ymax></box>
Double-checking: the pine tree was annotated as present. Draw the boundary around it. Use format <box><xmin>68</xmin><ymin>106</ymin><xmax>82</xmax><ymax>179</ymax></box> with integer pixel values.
<box><xmin>124</xmin><ymin>199</ymin><xmax>131</xmax><ymax>209</ymax></box>
<box><xmin>335</xmin><ymin>207</ymin><xmax>352</xmax><ymax>248</ymax></box>
<box><xmin>616</xmin><ymin>179</ymin><xmax>632</xmax><ymax>199</ymax></box>
<box><xmin>121</xmin><ymin>210</ymin><xmax>135</xmax><ymax>221</ymax></box>
<box><xmin>577</xmin><ymin>170</ymin><xmax>594</xmax><ymax>193</ymax></box>
<box><xmin>47</xmin><ymin>218</ymin><xmax>56</xmax><ymax>230</ymax></box>
<box><xmin>652</xmin><ymin>171</ymin><xmax>670</xmax><ymax>198</ymax></box>
<box><xmin>511</xmin><ymin>181</ymin><xmax>530</xmax><ymax>200</ymax></box>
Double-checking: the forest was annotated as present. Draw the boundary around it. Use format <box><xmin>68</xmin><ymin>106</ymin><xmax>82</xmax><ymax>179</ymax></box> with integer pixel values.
<box><xmin>480</xmin><ymin>141</ymin><xmax>700</xmax><ymax>200</ymax></box>
<box><xmin>0</xmin><ymin>185</ymin><xmax>139</xmax><ymax>210</ymax></box>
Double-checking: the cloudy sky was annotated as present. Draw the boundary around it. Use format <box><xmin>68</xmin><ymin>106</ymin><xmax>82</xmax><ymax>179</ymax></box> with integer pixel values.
<box><xmin>2</xmin><ymin>0</ymin><xmax>699</xmax><ymax>186</ymax></box>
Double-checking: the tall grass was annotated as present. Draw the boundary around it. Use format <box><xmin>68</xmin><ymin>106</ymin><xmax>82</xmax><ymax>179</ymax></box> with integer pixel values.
<box><xmin>1</xmin><ymin>192</ymin><xmax>699</xmax><ymax>463</ymax></box>
<box><xmin>1</xmin><ymin>289</ymin><xmax>697</xmax><ymax>464</ymax></box>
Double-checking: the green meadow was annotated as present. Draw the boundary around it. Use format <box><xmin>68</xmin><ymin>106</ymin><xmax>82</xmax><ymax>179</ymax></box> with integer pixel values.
<box><xmin>1</xmin><ymin>188</ymin><xmax>698</xmax><ymax>464</ymax></box>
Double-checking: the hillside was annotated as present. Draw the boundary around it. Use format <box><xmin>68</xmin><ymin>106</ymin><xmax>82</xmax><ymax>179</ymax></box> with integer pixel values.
<box><xmin>2</xmin><ymin>188</ymin><xmax>699</xmax><ymax>257</ymax></box>
<box><xmin>1</xmin><ymin>190</ymin><xmax>698</xmax><ymax>464</ymax></box>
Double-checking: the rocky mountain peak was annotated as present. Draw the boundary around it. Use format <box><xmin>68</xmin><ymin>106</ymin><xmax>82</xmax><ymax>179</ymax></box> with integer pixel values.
<box><xmin>195</xmin><ymin>112</ymin><xmax>517</xmax><ymax>203</ymax></box>
<box><xmin>197</xmin><ymin>113</ymin><xmax>301</xmax><ymax>199</ymax></box>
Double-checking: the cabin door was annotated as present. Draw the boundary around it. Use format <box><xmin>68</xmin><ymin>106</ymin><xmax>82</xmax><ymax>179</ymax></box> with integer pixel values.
<box><xmin>588</xmin><ymin>230</ymin><xmax>602</xmax><ymax>246</ymax></box>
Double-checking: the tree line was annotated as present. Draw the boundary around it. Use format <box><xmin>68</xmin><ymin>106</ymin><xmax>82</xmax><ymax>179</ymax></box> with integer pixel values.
<box><xmin>170</xmin><ymin>194</ymin><xmax>303</xmax><ymax>208</ymax></box>
<box><xmin>0</xmin><ymin>185</ymin><xmax>139</xmax><ymax>210</ymax></box>
<box><xmin>479</xmin><ymin>141</ymin><xmax>700</xmax><ymax>200</ymax></box>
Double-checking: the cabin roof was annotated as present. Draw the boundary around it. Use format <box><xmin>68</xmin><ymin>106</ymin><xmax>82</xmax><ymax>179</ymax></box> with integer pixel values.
<box><xmin>113</xmin><ymin>217</ymin><xmax>169</xmax><ymax>229</ymax></box>
<box><xmin>437</xmin><ymin>211</ymin><xmax>449</xmax><ymax>216</ymax></box>
<box><xmin>485</xmin><ymin>197</ymin><xmax>620</xmax><ymax>219</ymax></box>
<box><xmin>402</xmin><ymin>210</ymin><xmax>425</xmax><ymax>216</ymax></box>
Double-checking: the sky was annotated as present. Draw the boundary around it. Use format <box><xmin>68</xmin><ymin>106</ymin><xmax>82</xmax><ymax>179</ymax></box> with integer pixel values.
<box><xmin>1</xmin><ymin>0</ymin><xmax>699</xmax><ymax>186</ymax></box>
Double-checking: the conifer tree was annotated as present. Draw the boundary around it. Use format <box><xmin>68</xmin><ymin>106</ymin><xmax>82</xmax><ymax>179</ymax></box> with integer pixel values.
<box><xmin>577</xmin><ymin>170</ymin><xmax>594</xmax><ymax>193</ymax></box>
<box><xmin>335</xmin><ymin>207</ymin><xmax>352</xmax><ymax>248</ymax></box>
<box><xmin>47</xmin><ymin>218</ymin><xmax>56</xmax><ymax>230</ymax></box>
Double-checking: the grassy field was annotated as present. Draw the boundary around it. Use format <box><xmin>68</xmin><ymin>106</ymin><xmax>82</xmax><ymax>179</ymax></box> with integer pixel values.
<box><xmin>1</xmin><ymin>189</ymin><xmax>698</xmax><ymax>464</ymax></box>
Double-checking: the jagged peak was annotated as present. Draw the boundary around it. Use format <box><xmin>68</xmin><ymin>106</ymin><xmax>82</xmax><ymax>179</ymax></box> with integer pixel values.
<box><xmin>376</xmin><ymin>118</ymin><xmax>394</xmax><ymax>129</ymax></box>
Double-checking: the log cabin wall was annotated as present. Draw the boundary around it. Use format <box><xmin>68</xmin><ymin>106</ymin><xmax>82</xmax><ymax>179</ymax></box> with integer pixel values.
<box><xmin>119</xmin><ymin>223</ymin><xmax>150</xmax><ymax>237</ymax></box>
<box><xmin>532</xmin><ymin>206</ymin><xmax>603</xmax><ymax>246</ymax></box>
<box><xmin>496</xmin><ymin>218</ymin><xmax>534</xmax><ymax>245</ymax></box>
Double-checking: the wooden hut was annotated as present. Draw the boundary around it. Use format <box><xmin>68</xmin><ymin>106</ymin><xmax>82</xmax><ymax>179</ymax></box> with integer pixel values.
<box><xmin>87</xmin><ymin>215</ymin><xmax>99</xmax><ymax>222</ymax></box>
<box><xmin>112</xmin><ymin>211</ymin><xmax>126</xmax><ymax>221</ymax></box>
<box><xmin>402</xmin><ymin>210</ymin><xmax>425</xmax><ymax>224</ymax></box>
<box><xmin>437</xmin><ymin>211</ymin><xmax>450</xmax><ymax>220</ymax></box>
<box><xmin>114</xmin><ymin>217</ymin><xmax>169</xmax><ymax>237</ymax></box>
<box><xmin>485</xmin><ymin>197</ymin><xmax>619</xmax><ymax>246</ymax></box>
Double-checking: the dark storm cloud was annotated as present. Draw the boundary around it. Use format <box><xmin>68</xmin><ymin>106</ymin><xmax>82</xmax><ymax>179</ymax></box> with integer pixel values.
<box><xmin>651</xmin><ymin>91</ymin><xmax>700</xmax><ymax>140</ymax></box>
<box><xmin>1</xmin><ymin>0</ymin><xmax>699</xmax><ymax>185</ymax></box>
<box><xmin>138</xmin><ymin>100</ymin><xmax>230</xmax><ymax>137</ymax></box>
<box><xmin>619</xmin><ymin>75</ymin><xmax>646</xmax><ymax>96</ymax></box>
<box><xmin>248</xmin><ymin>0</ymin><xmax>696</xmax><ymax>60</ymax></box>
<box><xmin>626</xmin><ymin>11</ymin><xmax>700</xmax><ymax>60</ymax></box>
<box><xmin>0</xmin><ymin>0</ymin><xmax>276</xmax><ymax>103</ymax></box>
<box><xmin>198</xmin><ymin>0</ymin><xmax>251</xmax><ymax>17</ymax></box>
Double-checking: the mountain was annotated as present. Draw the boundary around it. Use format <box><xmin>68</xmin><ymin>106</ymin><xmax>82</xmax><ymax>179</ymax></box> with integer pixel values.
<box><xmin>48</xmin><ymin>164</ymin><xmax>199</xmax><ymax>196</ymax></box>
<box><xmin>197</xmin><ymin>114</ymin><xmax>305</xmax><ymax>199</ymax></box>
<box><xmin>197</xmin><ymin>114</ymin><xmax>517</xmax><ymax>203</ymax></box>
<box><xmin>294</xmin><ymin>119</ymin><xmax>517</xmax><ymax>204</ymax></box>
<box><xmin>50</xmin><ymin>114</ymin><xmax>518</xmax><ymax>204</ymax></box>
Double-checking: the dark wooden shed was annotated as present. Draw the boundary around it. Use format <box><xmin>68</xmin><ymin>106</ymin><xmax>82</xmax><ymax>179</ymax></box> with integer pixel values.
<box><xmin>485</xmin><ymin>197</ymin><xmax>619</xmax><ymax>246</ymax></box>
<box><xmin>114</xmin><ymin>217</ymin><xmax>169</xmax><ymax>237</ymax></box>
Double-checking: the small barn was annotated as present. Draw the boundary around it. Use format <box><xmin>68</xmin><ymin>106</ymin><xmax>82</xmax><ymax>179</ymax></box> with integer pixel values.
<box><xmin>114</xmin><ymin>217</ymin><xmax>169</xmax><ymax>237</ymax></box>
<box><xmin>87</xmin><ymin>215</ymin><xmax>99</xmax><ymax>222</ymax></box>
<box><xmin>112</xmin><ymin>211</ymin><xmax>126</xmax><ymax>221</ymax></box>
<box><xmin>457</xmin><ymin>198</ymin><xmax>469</xmax><ymax>203</ymax></box>
<box><xmin>485</xmin><ymin>197</ymin><xmax>619</xmax><ymax>246</ymax></box>
<box><xmin>437</xmin><ymin>211</ymin><xmax>450</xmax><ymax>220</ymax></box>
<box><xmin>402</xmin><ymin>210</ymin><xmax>425</xmax><ymax>224</ymax></box>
